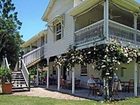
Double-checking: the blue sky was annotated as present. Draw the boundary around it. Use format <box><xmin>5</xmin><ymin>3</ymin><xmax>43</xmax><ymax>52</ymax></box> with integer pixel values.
<box><xmin>12</xmin><ymin>0</ymin><xmax>49</xmax><ymax>41</ymax></box>
<box><xmin>13</xmin><ymin>0</ymin><xmax>140</xmax><ymax>41</ymax></box>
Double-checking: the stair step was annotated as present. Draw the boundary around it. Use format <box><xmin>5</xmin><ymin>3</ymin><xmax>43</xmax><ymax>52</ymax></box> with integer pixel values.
<box><xmin>12</xmin><ymin>88</ymin><xmax>29</xmax><ymax>92</ymax></box>
<box><xmin>12</xmin><ymin>85</ymin><xmax>27</xmax><ymax>88</ymax></box>
<box><xmin>12</xmin><ymin>77</ymin><xmax>24</xmax><ymax>80</ymax></box>
<box><xmin>12</xmin><ymin>74</ymin><xmax>23</xmax><ymax>76</ymax></box>
<box><xmin>12</xmin><ymin>81</ymin><xmax>26</xmax><ymax>84</ymax></box>
<box><xmin>12</xmin><ymin>71</ymin><xmax>22</xmax><ymax>74</ymax></box>
<box><xmin>12</xmin><ymin>79</ymin><xmax>25</xmax><ymax>81</ymax></box>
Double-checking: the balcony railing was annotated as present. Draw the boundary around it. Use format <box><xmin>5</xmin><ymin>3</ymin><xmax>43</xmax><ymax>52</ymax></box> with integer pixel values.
<box><xmin>74</xmin><ymin>19</ymin><xmax>140</xmax><ymax>46</ymax></box>
<box><xmin>75</xmin><ymin>20</ymin><xmax>104</xmax><ymax>45</ymax></box>
<box><xmin>109</xmin><ymin>20</ymin><xmax>140</xmax><ymax>44</ymax></box>
<box><xmin>22</xmin><ymin>45</ymin><xmax>45</xmax><ymax>66</ymax></box>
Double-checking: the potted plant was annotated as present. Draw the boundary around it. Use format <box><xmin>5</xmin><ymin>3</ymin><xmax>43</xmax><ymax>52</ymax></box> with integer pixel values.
<box><xmin>0</xmin><ymin>67</ymin><xmax>12</xmax><ymax>94</ymax></box>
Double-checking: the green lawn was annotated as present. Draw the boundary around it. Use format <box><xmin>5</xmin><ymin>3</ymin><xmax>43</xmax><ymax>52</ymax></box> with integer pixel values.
<box><xmin>0</xmin><ymin>95</ymin><xmax>140</xmax><ymax>105</ymax></box>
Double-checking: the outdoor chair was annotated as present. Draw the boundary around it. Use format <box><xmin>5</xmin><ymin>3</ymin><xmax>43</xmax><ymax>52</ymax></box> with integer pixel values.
<box><xmin>75</xmin><ymin>79</ymin><xmax>81</xmax><ymax>89</ymax></box>
<box><xmin>60</xmin><ymin>78</ymin><xmax>66</xmax><ymax>88</ymax></box>
<box><xmin>88</xmin><ymin>83</ymin><xmax>102</xmax><ymax>96</ymax></box>
<box><xmin>128</xmin><ymin>79</ymin><xmax>134</xmax><ymax>92</ymax></box>
<box><xmin>122</xmin><ymin>79</ymin><xmax>134</xmax><ymax>93</ymax></box>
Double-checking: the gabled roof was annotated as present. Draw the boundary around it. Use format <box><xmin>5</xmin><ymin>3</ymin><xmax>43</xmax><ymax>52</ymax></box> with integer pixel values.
<box><xmin>42</xmin><ymin>0</ymin><xmax>56</xmax><ymax>22</ymax></box>
<box><xmin>69</xmin><ymin>0</ymin><xmax>140</xmax><ymax>16</ymax></box>
<box><xmin>21</xmin><ymin>30</ymin><xmax>47</xmax><ymax>48</ymax></box>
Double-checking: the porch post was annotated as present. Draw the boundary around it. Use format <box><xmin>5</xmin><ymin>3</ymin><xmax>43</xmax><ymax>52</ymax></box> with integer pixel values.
<box><xmin>104</xmin><ymin>0</ymin><xmax>109</xmax><ymax>41</ymax></box>
<box><xmin>57</xmin><ymin>65</ymin><xmax>61</xmax><ymax>91</ymax></box>
<box><xmin>36</xmin><ymin>68</ymin><xmax>39</xmax><ymax>86</ymax></box>
<box><xmin>134</xmin><ymin>14</ymin><xmax>137</xmax><ymax>43</ymax></box>
<box><xmin>134</xmin><ymin>62</ymin><xmax>138</xmax><ymax>97</ymax></box>
<box><xmin>46</xmin><ymin>58</ymin><xmax>50</xmax><ymax>88</ymax></box>
<box><xmin>72</xmin><ymin>67</ymin><xmax>75</xmax><ymax>94</ymax></box>
<box><xmin>134</xmin><ymin>14</ymin><xmax>138</xmax><ymax>97</ymax></box>
<box><xmin>29</xmin><ymin>45</ymin><xmax>32</xmax><ymax>51</ymax></box>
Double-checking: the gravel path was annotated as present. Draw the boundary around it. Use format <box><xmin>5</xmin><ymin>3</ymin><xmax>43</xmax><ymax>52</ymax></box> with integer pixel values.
<box><xmin>12</xmin><ymin>88</ymin><xmax>86</xmax><ymax>100</ymax></box>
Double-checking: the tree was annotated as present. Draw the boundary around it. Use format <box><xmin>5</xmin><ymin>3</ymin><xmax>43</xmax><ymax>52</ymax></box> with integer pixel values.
<box><xmin>0</xmin><ymin>0</ymin><xmax>23</xmax><ymax>68</ymax></box>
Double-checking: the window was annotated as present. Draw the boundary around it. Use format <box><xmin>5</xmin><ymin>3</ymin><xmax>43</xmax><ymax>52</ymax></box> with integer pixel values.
<box><xmin>54</xmin><ymin>22</ymin><xmax>62</xmax><ymax>41</ymax></box>
<box><xmin>81</xmin><ymin>64</ymin><xmax>87</xmax><ymax>76</ymax></box>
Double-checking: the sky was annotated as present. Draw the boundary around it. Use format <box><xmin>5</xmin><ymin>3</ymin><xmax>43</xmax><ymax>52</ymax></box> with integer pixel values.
<box><xmin>12</xmin><ymin>0</ymin><xmax>49</xmax><ymax>41</ymax></box>
<box><xmin>12</xmin><ymin>0</ymin><xmax>140</xmax><ymax>41</ymax></box>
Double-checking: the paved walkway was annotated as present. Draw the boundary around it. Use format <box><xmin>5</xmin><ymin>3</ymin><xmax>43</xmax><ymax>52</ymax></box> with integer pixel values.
<box><xmin>12</xmin><ymin>88</ymin><xmax>86</xmax><ymax>100</ymax></box>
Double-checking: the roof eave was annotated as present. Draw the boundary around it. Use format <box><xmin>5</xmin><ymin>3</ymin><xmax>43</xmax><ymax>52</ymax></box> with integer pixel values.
<box><xmin>42</xmin><ymin>0</ymin><xmax>56</xmax><ymax>22</ymax></box>
<box><xmin>21</xmin><ymin>30</ymin><xmax>48</xmax><ymax>48</ymax></box>
<box><xmin>69</xmin><ymin>0</ymin><xmax>140</xmax><ymax>17</ymax></box>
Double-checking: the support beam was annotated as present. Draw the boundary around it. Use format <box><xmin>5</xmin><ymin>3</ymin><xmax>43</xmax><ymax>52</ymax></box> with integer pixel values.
<box><xmin>104</xmin><ymin>0</ymin><xmax>109</xmax><ymax>41</ymax></box>
<box><xmin>36</xmin><ymin>68</ymin><xmax>39</xmax><ymax>86</ymax></box>
<box><xmin>72</xmin><ymin>67</ymin><xmax>75</xmax><ymax>94</ymax></box>
<box><xmin>29</xmin><ymin>45</ymin><xmax>32</xmax><ymax>52</ymax></box>
<box><xmin>134</xmin><ymin>14</ymin><xmax>137</xmax><ymax>43</ymax></box>
<box><xmin>57</xmin><ymin>65</ymin><xmax>61</xmax><ymax>91</ymax></box>
<box><xmin>134</xmin><ymin>14</ymin><xmax>138</xmax><ymax>97</ymax></box>
<box><xmin>134</xmin><ymin>62</ymin><xmax>138</xmax><ymax>97</ymax></box>
<box><xmin>46</xmin><ymin>58</ymin><xmax>50</xmax><ymax>88</ymax></box>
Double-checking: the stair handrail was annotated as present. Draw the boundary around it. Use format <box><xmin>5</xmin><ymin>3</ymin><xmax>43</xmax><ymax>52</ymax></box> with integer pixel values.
<box><xmin>1</xmin><ymin>57</ymin><xmax>10</xmax><ymax>69</ymax></box>
<box><xmin>5</xmin><ymin>57</ymin><xmax>10</xmax><ymax>69</ymax></box>
<box><xmin>21</xmin><ymin>59</ymin><xmax>30</xmax><ymax>88</ymax></box>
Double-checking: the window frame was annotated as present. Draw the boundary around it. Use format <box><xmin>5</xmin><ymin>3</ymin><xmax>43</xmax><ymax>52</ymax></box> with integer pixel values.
<box><xmin>54</xmin><ymin>21</ymin><xmax>62</xmax><ymax>41</ymax></box>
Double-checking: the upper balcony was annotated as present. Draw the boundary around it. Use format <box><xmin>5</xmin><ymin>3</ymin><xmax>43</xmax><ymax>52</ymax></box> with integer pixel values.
<box><xmin>21</xmin><ymin>30</ymin><xmax>47</xmax><ymax>54</ymax></box>
<box><xmin>74</xmin><ymin>19</ymin><xmax>140</xmax><ymax>47</ymax></box>
<box><xmin>72</xmin><ymin>0</ymin><xmax>140</xmax><ymax>48</ymax></box>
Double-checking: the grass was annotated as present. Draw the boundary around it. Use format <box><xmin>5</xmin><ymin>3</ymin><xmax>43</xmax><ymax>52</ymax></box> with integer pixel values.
<box><xmin>0</xmin><ymin>95</ymin><xmax>140</xmax><ymax>105</ymax></box>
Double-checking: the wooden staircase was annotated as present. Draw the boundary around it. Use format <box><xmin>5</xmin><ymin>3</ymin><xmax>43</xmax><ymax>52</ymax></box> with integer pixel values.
<box><xmin>12</xmin><ymin>59</ymin><xmax>30</xmax><ymax>92</ymax></box>
<box><xmin>12</xmin><ymin>71</ymin><xmax>29</xmax><ymax>92</ymax></box>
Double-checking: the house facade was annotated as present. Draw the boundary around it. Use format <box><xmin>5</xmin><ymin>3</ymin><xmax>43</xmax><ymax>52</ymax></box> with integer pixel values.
<box><xmin>22</xmin><ymin>0</ymin><xmax>140</xmax><ymax>96</ymax></box>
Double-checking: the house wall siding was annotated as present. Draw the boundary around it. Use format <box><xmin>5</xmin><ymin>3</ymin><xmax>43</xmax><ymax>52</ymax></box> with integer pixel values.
<box><xmin>44</xmin><ymin>0</ymin><xmax>74</xmax><ymax>58</ymax></box>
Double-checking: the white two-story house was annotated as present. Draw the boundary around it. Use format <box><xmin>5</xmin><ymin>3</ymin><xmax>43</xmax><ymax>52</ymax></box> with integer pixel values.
<box><xmin>22</xmin><ymin>0</ymin><xmax>140</xmax><ymax>96</ymax></box>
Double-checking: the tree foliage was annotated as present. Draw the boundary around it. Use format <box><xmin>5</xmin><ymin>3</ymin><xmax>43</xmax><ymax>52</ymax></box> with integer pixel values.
<box><xmin>56</xmin><ymin>40</ymin><xmax>139</xmax><ymax>100</ymax></box>
<box><xmin>57</xmin><ymin>40</ymin><xmax>139</xmax><ymax>76</ymax></box>
<box><xmin>0</xmin><ymin>0</ymin><xmax>23</xmax><ymax>68</ymax></box>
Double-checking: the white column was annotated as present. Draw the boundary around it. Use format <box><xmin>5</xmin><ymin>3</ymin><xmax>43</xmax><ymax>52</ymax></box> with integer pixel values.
<box><xmin>46</xmin><ymin>58</ymin><xmax>49</xmax><ymax>88</ymax></box>
<box><xmin>134</xmin><ymin>62</ymin><xmax>138</xmax><ymax>96</ymax></box>
<box><xmin>134</xmin><ymin>14</ymin><xmax>137</xmax><ymax>43</ymax></box>
<box><xmin>134</xmin><ymin>14</ymin><xmax>138</xmax><ymax>97</ymax></box>
<box><xmin>36</xmin><ymin>69</ymin><xmax>39</xmax><ymax>86</ymax></box>
<box><xmin>72</xmin><ymin>67</ymin><xmax>75</xmax><ymax>94</ymax></box>
<box><xmin>104</xmin><ymin>0</ymin><xmax>109</xmax><ymax>41</ymax></box>
<box><xmin>57</xmin><ymin>65</ymin><xmax>61</xmax><ymax>91</ymax></box>
<box><xmin>30</xmin><ymin>45</ymin><xmax>32</xmax><ymax>51</ymax></box>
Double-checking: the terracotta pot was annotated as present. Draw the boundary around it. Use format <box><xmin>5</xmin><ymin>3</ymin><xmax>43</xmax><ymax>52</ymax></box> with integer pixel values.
<box><xmin>2</xmin><ymin>83</ymin><xmax>12</xmax><ymax>94</ymax></box>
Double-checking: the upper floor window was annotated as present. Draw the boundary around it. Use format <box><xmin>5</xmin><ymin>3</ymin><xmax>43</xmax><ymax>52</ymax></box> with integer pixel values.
<box><xmin>55</xmin><ymin>22</ymin><xmax>62</xmax><ymax>41</ymax></box>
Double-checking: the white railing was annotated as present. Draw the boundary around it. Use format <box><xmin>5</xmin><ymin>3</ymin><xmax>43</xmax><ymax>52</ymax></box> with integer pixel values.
<box><xmin>109</xmin><ymin>20</ymin><xmax>140</xmax><ymax>44</ymax></box>
<box><xmin>22</xmin><ymin>45</ymin><xmax>45</xmax><ymax>66</ymax></box>
<box><xmin>1</xmin><ymin>57</ymin><xmax>10</xmax><ymax>69</ymax></box>
<box><xmin>75</xmin><ymin>19</ymin><xmax>140</xmax><ymax>46</ymax></box>
<box><xmin>21</xmin><ymin>59</ymin><xmax>30</xmax><ymax>88</ymax></box>
<box><xmin>74</xmin><ymin>20</ymin><xmax>104</xmax><ymax>45</ymax></box>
